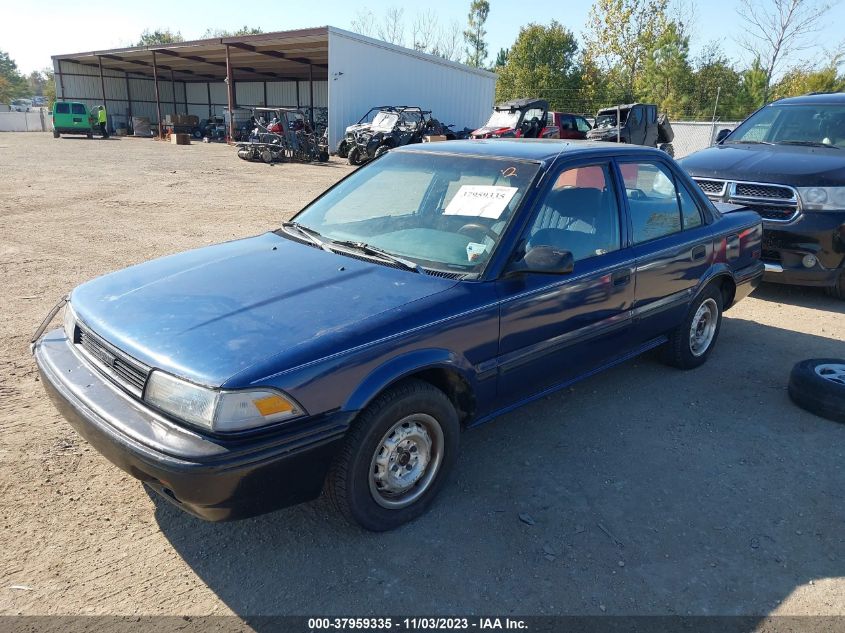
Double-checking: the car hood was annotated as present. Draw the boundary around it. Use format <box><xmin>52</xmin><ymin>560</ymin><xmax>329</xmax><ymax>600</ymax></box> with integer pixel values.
<box><xmin>69</xmin><ymin>232</ymin><xmax>458</xmax><ymax>387</ymax></box>
<box><xmin>680</xmin><ymin>143</ymin><xmax>845</xmax><ymax>186</ymax></box>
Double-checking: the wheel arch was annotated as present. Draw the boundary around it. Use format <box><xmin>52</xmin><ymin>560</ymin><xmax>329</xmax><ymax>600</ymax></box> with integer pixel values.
<box><xmin>696</xmin><ymin>265</ymin><xmax>737</xmax><ymax>310</ymax></box>
<box><xmin>344</xmin><ymin>350</ymin><xmax>477</xmax><ymax>424</ymax></box>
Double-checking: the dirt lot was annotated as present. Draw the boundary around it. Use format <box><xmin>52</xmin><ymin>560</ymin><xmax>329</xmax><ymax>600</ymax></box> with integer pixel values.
<box><xmin>1</xmin><ymin>132</ymin><xmax>844</xmax><ymax>618</ymax></box>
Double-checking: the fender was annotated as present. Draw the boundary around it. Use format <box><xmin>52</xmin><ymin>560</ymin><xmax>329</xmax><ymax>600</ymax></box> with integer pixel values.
<box><xmin>695</xmin><ymin>262</ymin><xmax>734</xmax><ymax>298</ymax></box>
<box><xmin>343</xmin><ymin>348</ymin><xmax>477</xmax><ymax>413</ymax></box>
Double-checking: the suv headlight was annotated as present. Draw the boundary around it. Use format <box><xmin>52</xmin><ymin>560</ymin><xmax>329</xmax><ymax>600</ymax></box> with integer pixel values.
<box><xmin>144</xmin><ymin>370</ymin><xmax>304</xmax><ymax>433</ymax></box>
<box><xmin>797</xmin><ymin>187</ymin><xmax>845</xmax><ymax>211</ymax></box>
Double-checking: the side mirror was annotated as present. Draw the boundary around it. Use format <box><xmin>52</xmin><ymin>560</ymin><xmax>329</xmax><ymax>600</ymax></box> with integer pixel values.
<box><xmin>715</xmin><ymin>128</ymin><xmax>731</xmax><ymax>143</ymax></box>
<box><xmin>510</xmin><ymin>245</ymin><xmax>575</xmax><ymax>276</ymax></box>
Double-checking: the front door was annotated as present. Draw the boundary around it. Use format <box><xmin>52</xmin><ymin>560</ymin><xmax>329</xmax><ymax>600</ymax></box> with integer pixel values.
<box><xmin>496</xmin><ymin>161</ymin><xmax>636</xmax><ymax>406</ymax></box>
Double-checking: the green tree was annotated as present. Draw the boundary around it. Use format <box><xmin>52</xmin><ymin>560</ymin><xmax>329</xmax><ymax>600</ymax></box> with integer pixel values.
<box><xmin>496</xmin><ymin>22</ymin><xmax>581</xmax><ymax>111</ymax></box>
<box><xmin>736</xmin><ymin>58</ymin><xmax>770</xmax><ymax>114</ymax></box>
<box><xmin>464</xmin><ymin>0</ymin><xmax>490</xmax><ymax>68</ymax></box>
<box><xmin>137</xmin><ymin>29</ymin><xmax>184</xmax><ymax>46</ymax></box>
<box><xmin>583</xmin><ymin>0</ymin><xmax>670</xmax><ymax>99</ymax></box>
<box><xmin>0</xmin><ymin>50</ymin><xmax>28</xmax><ymax>101</ymax></box>
<box><xmin>42</xmin><ymin>69</ymin><xmax>56</xmax><ymax>107</ymax></box>
<box><xmin>771</xmin><ymin>61</ymin><xmax>845</xmax><ymax>98</ymax></box>
<box><xmin>202</xmin><ymin>26</ymin><xmax>264</xmax><ymax>38</ymax></box>
<box><xmin>635</xmin><ymin>22</ymin><xmax>693</xmax><ymax>117</ymax></box>
<box><xmin>690</xmin><ymin>42</ymin><xmax>744</xmax><ymax>119</ymax></box>
<box><xmin>494</xmin><ymin>47</ymin><xmax>509</xmax><ymax>68</ymax></box>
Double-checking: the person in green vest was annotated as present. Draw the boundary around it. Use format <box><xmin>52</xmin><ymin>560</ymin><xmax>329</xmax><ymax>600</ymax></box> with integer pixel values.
<box><xmin>91</xmin><ymin>105</ymin><xmax>109</xmax><ymax>138</ymax></box>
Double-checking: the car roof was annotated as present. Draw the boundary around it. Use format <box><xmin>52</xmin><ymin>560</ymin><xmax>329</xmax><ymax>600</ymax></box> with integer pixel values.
<box><xmin>396</xmin><ymin>138</ymin><xmax>667</xmax><ymax>162</ymax></box>
<box><xmin>770</xmin><ymin>92</ymin><xmax>845</xmax><ymax>105</ymax></box>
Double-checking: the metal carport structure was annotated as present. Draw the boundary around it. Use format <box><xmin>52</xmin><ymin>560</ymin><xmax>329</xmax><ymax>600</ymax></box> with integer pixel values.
<box><xmin>52</xmin><ymin>26</ymin><xmax>496</xmax><ymax>148</ymax></box>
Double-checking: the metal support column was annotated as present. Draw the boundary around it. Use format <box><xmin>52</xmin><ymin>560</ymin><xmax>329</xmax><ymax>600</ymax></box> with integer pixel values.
<box><xmin>207</xmin><ymin>82</ymin><xmax>212</xmax><ymax>118</ymax></box>
<box><xmin>170</xmin><ymin>69</ymin><xmax>177</xmax><ymax>115</ymax></box>
<box><xmin>225</xmin><ymin>44</ymin><xmax>235</xmax><ymax>141</ymax></box>
<box><xmin>183</xmin><ymin>81</ymin><xmax>188</xmax><ymax>114</ymax></box>
<box><xmin>97</xmin><ymin>56</ymin><xmax>107</xmax><ymax>105</ymax></box>
<box><xmin>263</xmin><ymin>81</ymin><xmax>267</xmax><ymax>107</ymax></box>
<box><xmin>152</xmin><ymin>51</ymin><xmax>163</xmax><ymax>139</ymax></box>
<box><xmin>295</xmin><ymin>80</ymin><xmax>300</xmax><ymax>108</ymax></box>
<box><xmin>308</xmin><ymin>64</ymin><xmax>314</xmax><ymax>129</ymax></box>
<box><xmin>125</xmin><ymin>71</ymin><xmax>133</xmax><ymax>122</ymax></box>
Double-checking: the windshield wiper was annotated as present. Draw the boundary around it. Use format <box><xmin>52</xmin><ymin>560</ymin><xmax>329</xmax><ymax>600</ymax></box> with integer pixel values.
<box><xmin>331</xmin><ymin>240</ymin><xmax>425</xmax><ymax>274</ymax></box>
<box><xmin>775</xmin><ymin>140</ymin><xmax>839</xmax><ymax>149</ymax></box>
<box><xmin>724</xmin><ymin>140</ymin><xmax>775</xmax><ymax>145</ymax></box>
<box><xmin>281</xmin><ymin>222</ymin><xmax>333</xmax><ymax>252</ymax></box>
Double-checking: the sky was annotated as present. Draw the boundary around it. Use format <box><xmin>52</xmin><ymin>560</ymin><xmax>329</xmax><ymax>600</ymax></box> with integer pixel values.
<box><xmin>3</xmin><ymin>0</ymin><xmax>844</xmax><ymax>75</ymax></box>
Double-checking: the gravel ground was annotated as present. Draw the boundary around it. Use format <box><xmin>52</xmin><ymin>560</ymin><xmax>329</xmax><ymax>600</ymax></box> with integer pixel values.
<box><xmin>1</xmin><ymin>132</ymin><xmax>844</xmax><ymax>618</ymax></box>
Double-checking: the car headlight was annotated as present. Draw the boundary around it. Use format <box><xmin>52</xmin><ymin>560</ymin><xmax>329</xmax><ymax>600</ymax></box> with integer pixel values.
<box><xmin>797</xmin><ymin>187</ymin><xmax>845</xmax><ymax>211</ymax></box>
<box><xmin>63</xmin><ymin>302</ymin><xmax>77</xmax><ymax>341</ymax></box>
<box><xmin>144</xmin><ymin>370</ymin><xmax>304</xmax><ymax>433</ymax></box>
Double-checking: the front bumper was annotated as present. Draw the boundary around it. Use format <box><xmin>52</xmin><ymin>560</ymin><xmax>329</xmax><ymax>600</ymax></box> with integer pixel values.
<box><xmin>761</xmin><ymin>212</ymin><xmax>845</xmax><ymax>286</ymax></box>
<box><xmin>34</xmin><ymin>329</ymin><xmax>351</xmax><ymax>521</ymax></box>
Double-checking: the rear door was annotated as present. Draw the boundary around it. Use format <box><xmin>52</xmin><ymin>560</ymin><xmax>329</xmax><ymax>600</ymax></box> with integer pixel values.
<box><xmin>70</xmin><ymin>103</ymin><xmax>89</xmax><ymax>130</ymax></box>
<box><xmin>617</xmin><ymin>159</ymin><xmax>714</xmax><ymax>341</ymax></box>
<box><xmin>53</xmin><ymin>102</ymin><xmax>72</xmax><ymax>129</ymax></box>
<box><xmin>495</xmin><ymin>160</ymin><xmax>636</xmax><ymax>405</ymax></box>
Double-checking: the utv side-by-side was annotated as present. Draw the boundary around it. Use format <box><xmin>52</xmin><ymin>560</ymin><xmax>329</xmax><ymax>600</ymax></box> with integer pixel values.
<box><xmin>586</xmin><ymin>103</ymin><xmax>675</xmax><ymax>156</ymax></box>
<box><xmin>471</xmin><ymin>98</ymin><xmax>561</xmax><ymax>139</ymax></box>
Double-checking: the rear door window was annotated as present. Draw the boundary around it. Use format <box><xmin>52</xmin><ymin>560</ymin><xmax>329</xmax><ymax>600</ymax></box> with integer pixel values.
<box><xmin>620</xmin><ymin>162</ymin><xmax>682</xmax><ymax>243</ymax></box>
<box><xmin>55</xmin><ymin>103</ymin><xmax>70</xmax><ymax>114</ymax></box>
<box><xmin>71</xmin><ymin>104</ymin><xmax>86</xmax><ymax>115</ymax></box>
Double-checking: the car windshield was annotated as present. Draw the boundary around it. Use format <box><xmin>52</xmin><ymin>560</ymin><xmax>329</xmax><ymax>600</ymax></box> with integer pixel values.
<box><xmin>371</xmin><ymin>112</ymin><xmax>399</xmax><ymax>131</ymax></box>
<box><xmin>727</xmin><ymin>104</ymin><xmax>845</xmax><ymax>148</ymax></box>
<box><xmin>485</xmin><ymin>110</ymin><xmax>521</xmax><ymax>128</ymax></box>
<box><xmin>595</xmin><ymin>111</ymin><xmax>626</xmax><ymax>128</ymax></box>
<box><xmin>290</xmin><ymin>151</ymin><xmax>540</xmax><ymax>275</ymax></box>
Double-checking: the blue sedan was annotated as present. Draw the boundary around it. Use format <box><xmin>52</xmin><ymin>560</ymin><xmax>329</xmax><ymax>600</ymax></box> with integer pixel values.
<box><xmin>32</xmin><ymin>140</ymin><xmax>764</xmax><ymax>531</ymax></box>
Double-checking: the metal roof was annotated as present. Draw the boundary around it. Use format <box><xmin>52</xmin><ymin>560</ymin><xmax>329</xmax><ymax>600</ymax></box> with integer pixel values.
<box><xmin>53</xmin><ymin>27</ymin><xmax>330</xmax><ymax>82</ymax></box>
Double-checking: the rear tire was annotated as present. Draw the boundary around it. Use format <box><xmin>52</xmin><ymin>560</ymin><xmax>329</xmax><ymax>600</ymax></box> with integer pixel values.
<box><xmin>659</xmin><ymin>143</ymin><xmax>675</xmax><ymax>157</ymax></box>
<box><xmin>326</xmin><ymin>379</ymin><xmax>460</xmax><ymax>531</ymax></box>
<box><xmin>52</xmin><ymin>130</ymin><xmax>59</xmax><ymax>138</ymax></box>
<box><xmin>661</xmin><ymin>285</ymin><xmax>723</xmax><ymax>369</ymax></box>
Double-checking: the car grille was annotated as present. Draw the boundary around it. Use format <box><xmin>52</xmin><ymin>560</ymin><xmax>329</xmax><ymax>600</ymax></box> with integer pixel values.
<box><xmin>694</xmin><ymin>179</ymin><xmax>726</xmax><ymax>195</ymax></box>
<box><xmin>692</xmin><ymin>178</ymin><xmax>800</xmax><ymax>223</ymax></box>
<box><xmin>75</xmin><ymin>324</ymin><xmax>150</xmax><ymax>396</ymax></box>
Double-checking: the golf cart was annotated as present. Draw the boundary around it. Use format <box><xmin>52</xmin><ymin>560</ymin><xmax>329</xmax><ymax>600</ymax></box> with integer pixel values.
<box><xmin>471</xmin><ymin>98</ymin><xmax>559</xmax><ymax>139</ymax></box>
<box><xmin>586</xmin><ymin>103</ymin><xmax>675</xmax><ymax>156</ymax></box>
<box><xmin>236</xmin><ymin>107</ymin><xmax>329</xmax><ymax>164</ymax></box>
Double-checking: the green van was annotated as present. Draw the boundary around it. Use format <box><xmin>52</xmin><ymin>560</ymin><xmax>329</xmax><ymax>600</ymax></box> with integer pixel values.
<box><xmin>52</xmin><ymin>101</ymin><xmax>94</xmax><ymax>138</ymax></box>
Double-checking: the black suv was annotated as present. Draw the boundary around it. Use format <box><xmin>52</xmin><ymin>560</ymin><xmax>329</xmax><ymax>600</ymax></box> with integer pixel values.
<box><xmin>680</xmin><ymin>93</ymin><xmax>845</xmax><ymax>298</ymax></box>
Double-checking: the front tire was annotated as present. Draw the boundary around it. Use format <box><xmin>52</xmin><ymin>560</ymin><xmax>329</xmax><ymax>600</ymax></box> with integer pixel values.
<box><xmin>661</xmin><ymin>285</ymin><xmax>723</xmax><ymax>369</ymax></box>
<box><xmin>337</xmin><ymin>140</ymin><xmax>349</xmax><ymax>159</ymax></box>
<box><xmin>659</xmin><ymin>143</ymin><xmax>675</xmax><ymax>157</ymax></box>
<box><xmin>347</xmin><ymin>146</ymin><xmax>363</xmax><ymax>166</ymax></box>
<box><xmin>327</xmin><ymin>379</ymin><xmax>460</xmax><ymax>531</ymax></box>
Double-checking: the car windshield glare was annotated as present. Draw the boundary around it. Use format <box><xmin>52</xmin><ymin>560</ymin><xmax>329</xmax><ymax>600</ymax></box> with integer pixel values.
<box><xmin>371</xmin><ymin>112</ymin><xmax>399</xmax><ymax>131</ymax></box>
<box><xmin>290</xmin><ymin>151</ymin><xmax>540</xmax><ymax>275</ymax></box>
<box><xmin>486</xmin><ymin>110</ymin><xmax>521</xmax><ymax>128</ymax></box>
<box><xmin>727</xmin><ymin>104</ymin><xmax>845</xmax><ymax>148</ymax></box>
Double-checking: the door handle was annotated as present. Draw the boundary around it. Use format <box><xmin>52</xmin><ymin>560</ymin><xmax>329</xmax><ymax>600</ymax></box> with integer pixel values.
<box><xmin>691</xmin><ymin>245</ymin><xmax>707</xmax><ymax>261</ymax></box>
<box><xmin>611</xmin><ymin>268</ymin><xmax>632</xmax><ymax>287</ymax></box>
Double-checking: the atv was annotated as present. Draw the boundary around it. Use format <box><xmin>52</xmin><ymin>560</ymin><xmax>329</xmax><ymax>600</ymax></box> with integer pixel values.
<box><xmin>471</xmin><ymin>98</ymin><xmax>559</xmax><ymax>139</ymax></box>
<box><xmin>337</xmin><ymin>106</ymin><xmax>404</xmax><ymax>158</ymax></box>
<box><xmin>586</xmin><ymin>103</ymin><xmax>675</xmax><ymax>156</ymax></box>
<box><xmin>236</xmin><ymin>107</ymin><xmax>329</xmax><ymax>164</ymax></box>
<box><xmin>345</xmin><ymin>106</ymin><xmax>428</xmax><ymax>166</ymax></box>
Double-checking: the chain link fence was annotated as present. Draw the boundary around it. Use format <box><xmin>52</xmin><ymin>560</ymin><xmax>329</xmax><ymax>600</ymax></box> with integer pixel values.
<box><xmin>671</xmin><ymin>120</ymin><xmax>741</xmax><ymax>158</ymax></box>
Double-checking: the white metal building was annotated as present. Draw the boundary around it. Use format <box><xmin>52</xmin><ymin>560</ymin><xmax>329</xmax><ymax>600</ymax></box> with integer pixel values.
<box><xmin>52</xmin><ymin>26</ymin><xmax>497</xmax><ymax>149</ymax></box>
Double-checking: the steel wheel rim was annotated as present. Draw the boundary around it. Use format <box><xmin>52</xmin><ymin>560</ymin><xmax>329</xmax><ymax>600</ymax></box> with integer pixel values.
<box><xmin>369</xmin><ymin>413</ymin><xmax>444</xmax><ymax>509</ymax></box>
<box><xmin>814</xmin><ymin>363</ymin><xmax>845</xmax><ymax>386</ymax></box>
<box><xmin>689</xmin><ymin>298</ymin><xmax>718</xmax><ymax>357</ymax></box>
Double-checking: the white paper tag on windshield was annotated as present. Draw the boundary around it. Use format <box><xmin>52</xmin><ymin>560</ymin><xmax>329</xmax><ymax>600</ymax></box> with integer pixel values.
<box><xmin>444</xmin><ymin>185</ymin><xmax>518</xmax><ymax>219</ymax></box>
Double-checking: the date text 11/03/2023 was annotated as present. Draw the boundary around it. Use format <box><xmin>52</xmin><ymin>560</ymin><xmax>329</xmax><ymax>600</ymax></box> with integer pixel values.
<box><xmin>307</xmin><ymin>617</ymin><xmax>528</xmax><ymax>630</ymax></box>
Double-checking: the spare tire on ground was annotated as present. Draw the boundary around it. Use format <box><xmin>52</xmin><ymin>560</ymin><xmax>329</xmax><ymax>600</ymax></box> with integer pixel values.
<box><xmin>788</xmin><ymin>359</ymin><xmax>845</xmax><ymax>423</ymax></box>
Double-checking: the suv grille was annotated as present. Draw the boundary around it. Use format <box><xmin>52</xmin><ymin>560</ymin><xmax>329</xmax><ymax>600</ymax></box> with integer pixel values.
<box><xmin>692</xmin><ymin>177</ymin><xmax>800</xmax><ymax>223</ymax></box>
<box><xmin>694</xmin><ymin>179</ymin><xmax>726</xmax><ymax>195</ymax></box>
<box><xmin>76</xmin><ymin>324</ymin><xmax>150</xmax><ymax>396</ymax></box>
<box><xmin>733</xmin><ymin>183</ymin><xmax>794</xmax><ymax>200</ymax></box>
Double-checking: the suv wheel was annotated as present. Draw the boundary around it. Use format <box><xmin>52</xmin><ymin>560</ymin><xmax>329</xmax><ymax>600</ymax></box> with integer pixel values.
<box><xmin>327</xmin><ymin>379</ymin><xmax>459</xmax><ymax>531</ymax></box>
<box><xmin>661</xmin><ymin>285</ymin><xmax>723</xmax><ymax>369</ymax></box>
